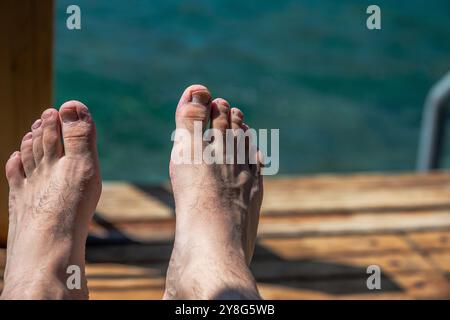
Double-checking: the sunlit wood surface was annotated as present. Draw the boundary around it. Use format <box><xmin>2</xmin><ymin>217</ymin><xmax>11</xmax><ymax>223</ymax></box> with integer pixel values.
<box><xmin>1</xmin><ymin>172</ymin><xmax>450</xmax><ymax>299</ymax></box>
<box><xmin>0</xmin><ymin>0</ymin><xmax>53</xmax><ymax>244</ymax></box>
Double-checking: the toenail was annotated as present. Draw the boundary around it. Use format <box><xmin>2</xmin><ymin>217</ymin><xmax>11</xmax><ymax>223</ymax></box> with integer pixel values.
<box><xmin>78</xmin><ymin>105</ymin><xmax>91</xmax><ymax>121</ymax></box>
<box><xmin>216</xmin><ymin>101</ymin><xmax>230</xmax><ymax>112</ymax></box>
<box><xmin>216</xmin><ymin>98</ymin><xmax>230</xmax><ymax>108</ymax></box>
<box><xmin>61</xmin><ymin>108</ymin><xmax>79</xmax><ymax>123</ymax></box>
<box><xmin>42</xmin><ymin>109</ymin><xmax>54</xmax><ymax>120</ymax></box>
<box><xmin>222</xmin><ymin>106</ymin><xmax>230</xmax><ymax>114</ymax></box>
<box><xmin>22</xmin><ymin>132</ymin><xmax>32</xmax><ymax>141</ymax></box>
<box><xmin>191</xmin><ymin>91</ymin><xmax>211</xmax><ymax>106</ymax></box>
<box><xmin>10</xmin><ymin>151</ymin><xmax>19</xmax><ymax>159</ymax></box>
<box><xmin>232</xmin><ymin>109</ymin><xmax>243</xmax><ymax>118</ymax></box>
<box><xmin>32</xmin><ymin>119</ymin><xmax>42</xmax><ymax>130</ymax></box>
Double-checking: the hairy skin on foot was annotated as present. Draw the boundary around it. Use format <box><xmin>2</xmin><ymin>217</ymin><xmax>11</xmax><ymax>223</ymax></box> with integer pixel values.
<box><xmin>1</xmin><ymin>102</ymin><xmax>101</xmax><ymax>300</ymax></box>
<box><xmin>164</xmin><ymin>85</ymin><xmax>263</xmax><ymax>300</ymax></box>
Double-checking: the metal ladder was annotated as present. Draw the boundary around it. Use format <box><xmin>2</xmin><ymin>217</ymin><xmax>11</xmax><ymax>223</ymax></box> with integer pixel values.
<box><xmin>417</xmin><ymin>71</ymin><xmax>450</xmax><ymax>172</ymax></box>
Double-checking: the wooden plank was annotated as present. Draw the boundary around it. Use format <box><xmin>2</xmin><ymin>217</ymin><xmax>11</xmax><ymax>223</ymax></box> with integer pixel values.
<box><xmin>97</xmin><ymin>173</ymin><xmax>450</xmax><ymax>223</ymax></box>
<box><xmin>428</xmin><ymin>251</ymin><xmax>450</xmax><ymax>274</ymax></box>
<box><xmin>250</xmin><ymin>254</ymin><xmax>435</xmax><ymax>281</ymax></box>
<box><xmin>257</xmin><ymin>284</ymin><xmax>335</xmax><ymax>300</ymax></box>
<box><xmin>86</xmin><ymin>263</ymin><xmax>164</xmax><ymax>278</ymax></box>
<box><xmin>371</xmin><ymin>272</ymin><xmax>449</xmax><ymax>299</ymax></box>
<box><xmin>263</xmin><ymin>173</ymin><xmax>450</xmax><ymax>214</ymax></box>
<box><xmin>86</xmin><ymin>244</ymin><xmax>174</xmax><ymax>264</ymax></box>
<box><xmin>88</xmin><ymin>211</ymin><xmax>450</xmax><ymax>243</ymax></box>
<box><xmin>258</xmin><ymin>234</ymin><xmax>411</xmax><ymax>259</ymax></box>
<box><xmin>0</xmin><ymin>0</ymin><xmax>53</xmax><ymax>245</ymax></box>
<box><xmin>84</xmin><ymin>268</ymin><xmax>448</xmax><ymax>299</ymax></box>
<box><xmin>257</xmin><ymin>211</ymin><xmax>450</xmax><ymax>238</ymax></box>
<box><xmin>4</xmin><ymin>272</ymin><xmax>448</xmax><ymax>300</ymax></box>
<box><xmin>89</xmin><ymin>220</ymin><xmax>175</xmax><ymax>243</ymax></box>
<box><xmin>84</xmin><ymin>252</ymin><xmax>435</xmax><ymax>280</ymax></box>
<box><xmin>257</xmin><ymin>283</ymin><xmax>411</xmax><ymax>300</ymax></box>
<box><xmin>90</xmin><ymin>289</ymin><xmax>164</xmax><ymax>300</ymax></box>
<box><xmin>85</xmin><ymin>234</ymin><xmax>413</xmax><ymax>264</ymax></box>
<box><xmin>87</xmin><ymin>277</ymin><xmax>165</xmax><ymax>290</ymax></box>
<box><xmin>88</xmin><ymin>285</ymin><xmax>410</xmax><ymax>300</ymax></box>
<box><xmin>260</xmin><ymin>273</ymin><xmax>449</xmax><ymax>300</ymax></box>
<box><xmin>405</xmin><ymin>230</ymin><xmax>450</xmax><ymax>251</ymax></box>
<box><xmin>97</xmin><ymin>183</ymin><xmax>174</xmax><ymax>221</ymax></box>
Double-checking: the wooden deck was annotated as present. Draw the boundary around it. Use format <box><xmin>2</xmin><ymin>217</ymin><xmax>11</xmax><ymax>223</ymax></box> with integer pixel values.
<box><xmin>1</xmin><ymin>172</ymin><xmax>450</xmax><ymax>299</ymax></box>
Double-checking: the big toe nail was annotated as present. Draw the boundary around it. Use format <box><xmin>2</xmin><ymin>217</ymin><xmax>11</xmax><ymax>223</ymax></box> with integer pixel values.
<box><xmin>60</xmin><ymin>106</ymin><xmax>79</xmax><ymax>123</ymax></box>
<box><xmin>59</xmin><ymin>101</ymin><xmax>97</xmax><ymax>156</ymax></box>
<box><xmin>192</xmin><ymin>90</ymin><xmax>211</xmax><ymax>106</ymax></box>
<box><xmin>175</xmin><ymin>85</ymin><xmax>212</xmax><ymax>131</ymax></box>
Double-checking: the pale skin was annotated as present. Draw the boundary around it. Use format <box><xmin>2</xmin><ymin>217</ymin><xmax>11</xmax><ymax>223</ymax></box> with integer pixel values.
<box><xmin>165</xmin><ymin>85</ymin><xmax>263</xmax><ymax>299</ymax></box>
<box><xmin>1</xmin><ymin>84</ymin><xmax>263</xmax><ymax>300</ymax></box>
<box><xmin>1</xmin><ymin>102</ymin><xmax>101</xmax><ymax>299</ymax></box>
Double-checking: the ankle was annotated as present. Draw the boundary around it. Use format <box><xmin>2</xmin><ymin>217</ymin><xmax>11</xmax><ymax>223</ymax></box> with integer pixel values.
<box><xmin>165</xmin><ymin>252</ymin><xmax>260</xmax><ymax>300</ymax></box>
<box><xmin>2</xmin><ymin>279</ymin><xmax>88</xmax><ymax>300</ymax></box>
<box><xmin>2</xmin><ymin>275</ymin><xmax>65</xmax><ymax>299</ymax></box>
<box><xmin>164</xmin><ymin>270</ymin><xmax>261</xmax><ymax>300</ymax></box>
<box><xmin>2</xmin><ymin>262</ymin><xmax>88</xmax><ymax>300</ymax></box>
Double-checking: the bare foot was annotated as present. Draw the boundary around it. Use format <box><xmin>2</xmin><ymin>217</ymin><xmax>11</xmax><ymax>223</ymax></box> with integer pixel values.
<box><xmin>1</xmin><ymin>101</ymin><xmax>101</xmax><ymax>300</ymax></box>
<box><xmin>164</xmin><ymin>85</ymin><xmax>263</xmax><ymax>300</ymax></box>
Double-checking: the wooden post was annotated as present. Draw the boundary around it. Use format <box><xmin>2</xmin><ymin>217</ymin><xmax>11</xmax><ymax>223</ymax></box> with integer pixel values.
<box><xmin>0</xmin><ymin>0</ymin><xmax>53</xmax><ymax>246</ymax></box>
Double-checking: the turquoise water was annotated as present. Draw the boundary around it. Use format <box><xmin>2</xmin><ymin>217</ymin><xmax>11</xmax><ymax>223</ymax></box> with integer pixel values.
<box><xmin>55</xmin><ymin>0</ymin><xmax>450</xmax><ymax>182</ymax></box>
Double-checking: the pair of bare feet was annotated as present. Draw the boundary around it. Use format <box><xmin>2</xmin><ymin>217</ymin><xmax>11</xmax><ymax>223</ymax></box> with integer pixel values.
<box><xmin>0</xmin><ymin>85</ymin><xmax>263</xmax><ymax>300</ymax></box>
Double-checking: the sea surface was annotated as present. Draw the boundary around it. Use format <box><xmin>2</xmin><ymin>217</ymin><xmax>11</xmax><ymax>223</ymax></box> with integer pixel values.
<box><xmin>55</xmin><ymin>0</ymin><xmax>450</xmax><ymax>182</ymax></box>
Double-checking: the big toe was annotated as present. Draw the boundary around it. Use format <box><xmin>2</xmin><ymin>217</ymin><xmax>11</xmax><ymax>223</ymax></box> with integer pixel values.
<box><xmin>175</xmin><ymin>84</ymin><xmax>212</xmax><ymax>133</ymax></box>
<box><xmin>59</xmin><ymin>100</ymin><xmax>97</xmax><ymax>157</ymax></box>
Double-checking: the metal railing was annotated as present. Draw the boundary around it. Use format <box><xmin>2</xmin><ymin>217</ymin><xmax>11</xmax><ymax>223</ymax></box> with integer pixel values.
<box><xmin>417</xmin><ymin>71</ymin><xmax>450</xmax><ymax>172</ymax></box>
